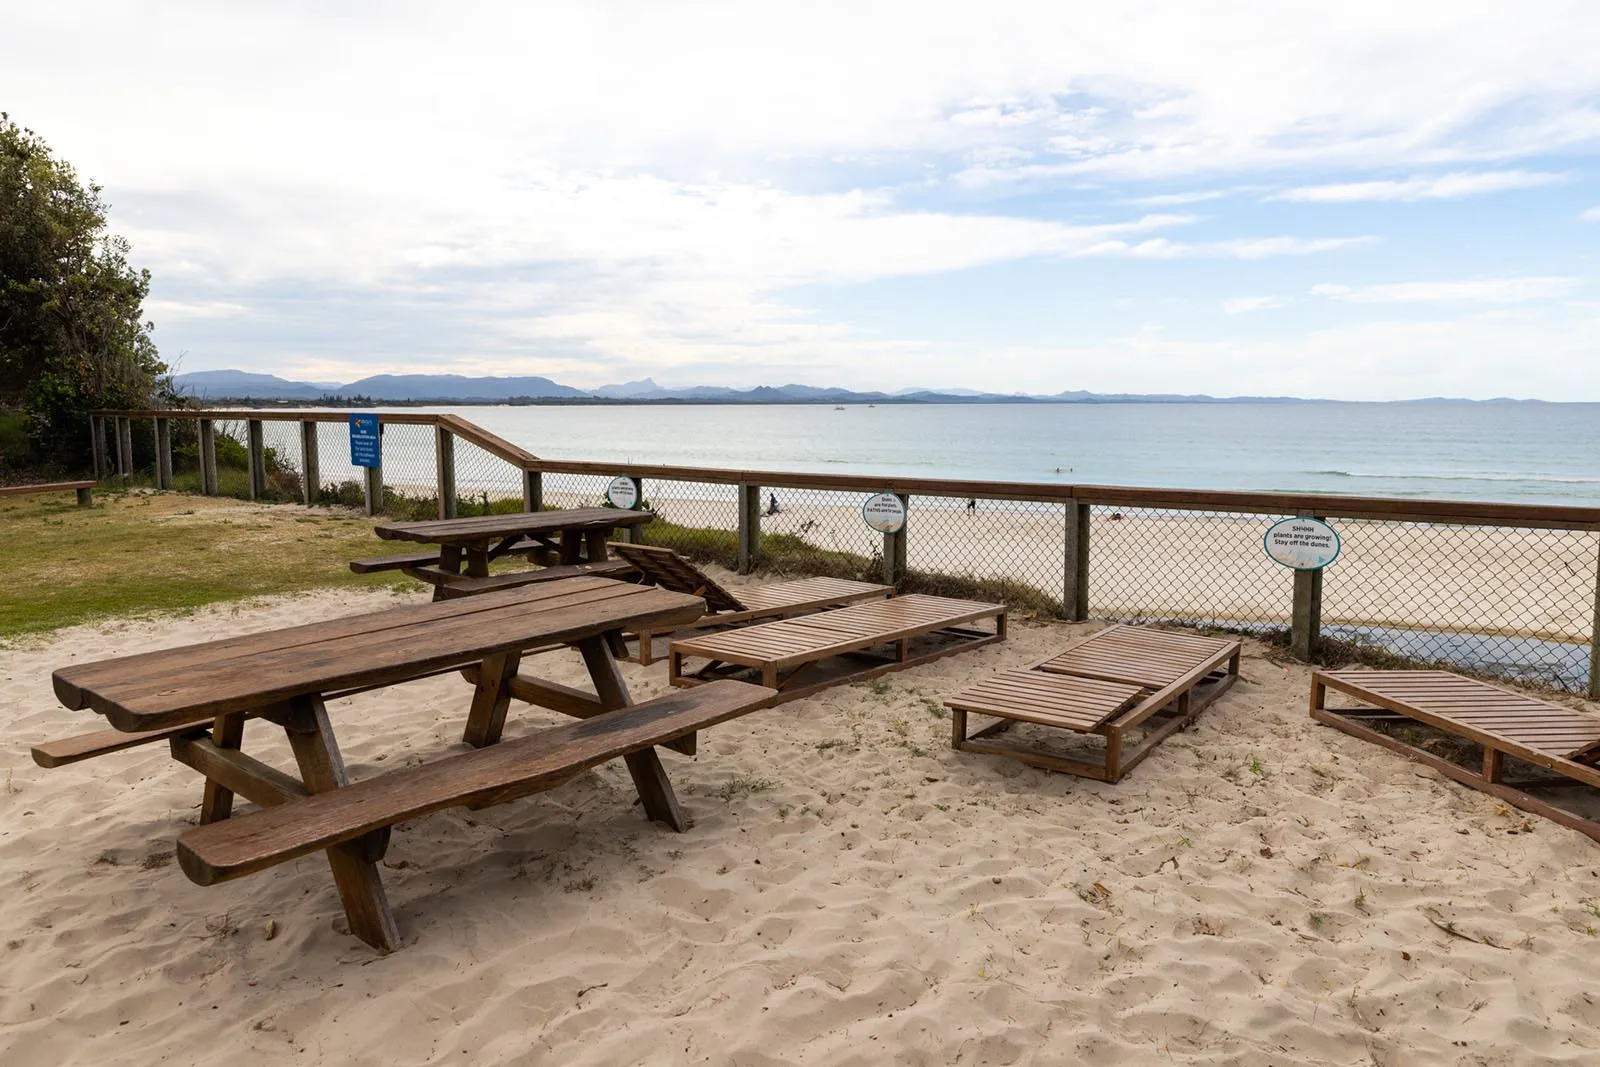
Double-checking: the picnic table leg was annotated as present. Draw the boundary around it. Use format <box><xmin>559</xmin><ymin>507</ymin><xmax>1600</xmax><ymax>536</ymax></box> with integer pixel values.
<box><xmin>433</xmin><ymin>545</ymin><xmax>466</xmax><ymax>603</ymax></box>
<box><xmin>464</xmin><ymin>544</ymin><xmax>490</xmax><ymax>578</ymax></box>
<box><xmin>559</xmin><ymin>531</ymin><xmax>583</xmax><ymax>565</ymax></box>
<box><xmin>276</xmin><ymin>695</ymin><xmax>399</xmax><ymax>953</ymax></box>
<box><xmin>584</xmin><ymin>530</ymin><xmax>609</xmax><ymax>563</ymax></box>
<box><xmin>577</xmin><ymin>635</ymin><xmax>690</xmax><ymax>831</ymax></box>
<box><xmin>462</xmin><ymin>651</ymin><xmax>523</xmax><ymax>748</ymax></box>
<box><xmin>199</xmin><ymin>713</ymin><xmax>246</xmax><ymax>824</ymax></box>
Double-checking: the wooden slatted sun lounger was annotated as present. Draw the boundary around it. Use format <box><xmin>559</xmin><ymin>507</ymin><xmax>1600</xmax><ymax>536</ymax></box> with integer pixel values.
<box><xmin>1311</xmin><ymin>669</ymin><xmax>1600</xmax><ymax>842</ymax></box>
<box><xmin>610</xmin><ymin>543</ymin><xmax>893</xmax><ymax>664</ymax></box>
<box><xmin>948</xmin><ymin>624</ymin><xmax>1242</xmax><ymax>781</ymax></box>
<box><xmin>668</xmin><ymin>594</ymin><xmax>1005</xmax><ymax>703</ymax></box>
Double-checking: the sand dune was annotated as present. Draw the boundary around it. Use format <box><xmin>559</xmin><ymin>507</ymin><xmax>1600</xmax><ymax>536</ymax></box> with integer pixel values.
<box><xmin>5</xmin><ymin>578</ymin><xmax>1600</xmax><ymax>1065</ymax></box>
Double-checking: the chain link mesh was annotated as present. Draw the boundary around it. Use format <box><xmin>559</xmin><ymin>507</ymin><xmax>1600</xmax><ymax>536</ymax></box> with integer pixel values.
<box><xmin>1088</xmin><ymin>506</ymin><xmax>1295</xmax><ymax>632</ymax></box>
<box><xmin>636</xmin><ymin>479</ymin><xmax>740</xmax><ymax>567</ymax></box>
<box><xmin>109</xmin><ymin>413</ymin><xmax>1600</xmax><ymax>694</ymax></box>
<box><xmin>1322</xmin><ymin>520</ymin><xmax>1599</xmax><ymax>691</ymax></box>
<box><xmin>745</xmin><ymin>484</ymin><xmax>882</xmax><ymax>581</ymax></box>
<box><xmin>902</xmin><ymin>495</ymin><xmax>1066</xmax><ymax>615</ymax></box>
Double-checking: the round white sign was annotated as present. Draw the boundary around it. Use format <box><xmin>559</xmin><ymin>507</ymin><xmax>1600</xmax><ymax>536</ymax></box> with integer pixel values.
<box><xmin>606</xmin><ymin>476</ymin><xmax>640</xmax><ymax>510</ymax></box>
<box><xmin>1263</xmin><ymin>517</ymin><xmax>1341</xmax><ymax>570</ymax></box>
<box><xmin>861</xmin><ymin>492</ymin><xmax>907</xmax><ymax>534</ymax></box>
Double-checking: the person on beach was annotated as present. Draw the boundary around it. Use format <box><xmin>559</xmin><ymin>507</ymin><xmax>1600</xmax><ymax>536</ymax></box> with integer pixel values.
<box><xmin>966</xmin><ymin>498</ymin><xmax>976</xmax><ymax>513</ymax></box>
<box><xmin>767</xmin><ymin>492</ymin><xmax>781</xmax><ymax>516</ymax></box>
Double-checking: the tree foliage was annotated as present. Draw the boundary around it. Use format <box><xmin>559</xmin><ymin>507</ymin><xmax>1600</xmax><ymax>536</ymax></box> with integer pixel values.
<box><xmin>1</xmin><ymin>113</ymin><xmax>168</xmax><ymax>469</ymax></box>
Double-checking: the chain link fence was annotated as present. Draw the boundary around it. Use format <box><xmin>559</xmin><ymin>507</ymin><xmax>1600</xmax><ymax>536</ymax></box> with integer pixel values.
<box><xmin>1088</xmin><ymin>506</ymin><xmax>1295</xmax><ymax>632</ymax></box>
<box><xmin>1321</xmin><ymin>520</ymin><xmax>1599</xmax><ymax>691</ymax></box>
<box><xmin>92</xmin><ymin>411</ymin><xmax>1600</xmax><ymax>695</ymax></box>
<box><xmin>903</xmin><ymin>495</ymin><xmax>1066</xmax><ymax>614</ymax></box>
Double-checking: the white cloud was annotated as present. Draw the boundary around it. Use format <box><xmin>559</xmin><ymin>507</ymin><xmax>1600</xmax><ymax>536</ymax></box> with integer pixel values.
<box><xmin>1123</xmin><ymin>190</ymin><xmax>1229</xmax><ymax>207</ymax></box>
<box><xmin>1311</xmin><ymin>277</ymin><xmax>1581</xmax><ymax>304</ymax></box>
<box><xmin>1223</xmin><ymin>296</ymin><xmax>1289</xmax><ymax>314</ymax></box>
<box><xmin>3</xmin><ymin>2</ymin><xmax>1598</xmax><ymax>394</ymax></box>
<box><xmin>1583</xmin><ymin>206</ymin><xmax>1600</xmax><ymax>221</ymax></box>
<box><xmin>1273</xmin><ymin>170</ymin><xmax>1564</xmax><ymax>203</ymax></box>
<box><xmin>1084</xmin><ymin>236</ymin><xmax>1375</xmax><ymax>259</ymax></box>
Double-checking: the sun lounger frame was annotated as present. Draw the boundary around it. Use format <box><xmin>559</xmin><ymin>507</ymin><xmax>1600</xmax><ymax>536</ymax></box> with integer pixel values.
<box><xmin>949</xmin><ymin>624</ymin><xmax>1242</xmax><ymax>782</ymax></box>
<box><xmin>1311</xmin><ymin>669</ymin><xmax>1600</xmax><ymax>844</ymax></box>
<box><xmin>668</xmin><ymin>594</ymin><xmax>1006</xmax><ymax>705</ymax></box>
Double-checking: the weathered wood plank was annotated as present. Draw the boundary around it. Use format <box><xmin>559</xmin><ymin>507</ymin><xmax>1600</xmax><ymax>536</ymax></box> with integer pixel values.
<box><xmin>176</xmin><ymin>680</ymin><xmax>775</xmax><ymax>886</ymax></box>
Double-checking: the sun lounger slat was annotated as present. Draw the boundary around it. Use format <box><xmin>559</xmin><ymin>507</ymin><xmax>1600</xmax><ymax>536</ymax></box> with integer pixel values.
<box><xmin>1311</xmin><ymin>668</ymin><xmax>1600</xmax><ymax>841</ymax></box>
<box><xmin>951</xmin><ymin>625</ymin><xmax>1242</xmax><ymax>782</ymax></box>
<box><xmin>670</xmin><ymin>595</ymin><xmax>1005</xmax><ymax>703</ymax></box>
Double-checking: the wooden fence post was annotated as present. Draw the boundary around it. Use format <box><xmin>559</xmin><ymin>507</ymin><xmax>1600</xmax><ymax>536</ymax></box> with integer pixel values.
<box><xmin>96</xmin><ymin>416</ymin><xmax>111</xmax><ymax>478</ymax></box>
<box><xmin>364</xmin><ymin>464</ymin><xmax>382</xmax><ymax>516</ymax></box>
<box><xmin>881</xmin><ymin>493</ymin><xmax>909</xmax><ymax>585</ymax></box>
<box><xmin>436</xmin><ymin>426</ymin><xmax>456</xmax><ymax>519</ymax></box>
<box><xmin>1589</xmin><ymin>542</ymin><xmax>1600</xmax><ymax>700</ymax></box>
<box><xmin>1063</xmin><ymin>502</ymin><xmax>1091</xmax><ymax>621</ymax></box>
<box><xmin>1289</xmin><ymin>513</ymin><xmax>1325</xmax><ymax>661</ymax></box>
<box><xmin>738</xmin><ymin>483</ymin><xmax>762</xmax><ymax>573</ymax></box>
<box><xmin>300</xmin><ymin>420</ymin><xmax>319</xmax><ymax>506</ymax></box>
<box><xmin>155</xmin><ymin>418</ymin><xmax>173</xmax><ymax>489</ymax></box>
<box><xmin>246</xmin><ymin>419</ymin><xmax>267</xmax><ymax>500</ymax></box>
<box><xmin>199</xmin><ymin>419</ymin><xmax>218</xmax><ymax>495</ymax></box>
<box><xmin>89</xmin><ymin>416</ymin><xmax>102</xmax><ymax>478</ymax></box>
<box><xmin>523</xmin><ymin>470</ymin><xmax>542</xmax><ymax>512</ymax></box>
<box><xmin>116</xmin><ymin>417</ymin><xmax>132</xmax><ymax>482</ymax></box>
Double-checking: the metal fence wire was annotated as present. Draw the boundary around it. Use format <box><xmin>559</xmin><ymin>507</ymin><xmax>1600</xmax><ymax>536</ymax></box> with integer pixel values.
<box><xmin>1321</xmin><ymin>520</ymin><xmax>1599</xmax><ymax>692</ymax></box>
<box><xmin>756</xmin><ymin>484</ymin><xmax>885</xmax><ymax>580</ymax></box>
<box><xmin>635</xmin><ymin>479</ymin><xmax>739</xmax><ymax>567</ymax></box>
<box><xmin>1089</xmin><ymin>506</ymin><xmax>1295</xmax><ymax>631</ymax></box>
<box><xmin>904</xmin><ymin>495</ymin><xmax>1065</xmax><ymax>615</ymax></box>
<box><xmin>93</xmin><ymin>410</ymin><xmax>1600</xmax><ymax>696</ymax></box>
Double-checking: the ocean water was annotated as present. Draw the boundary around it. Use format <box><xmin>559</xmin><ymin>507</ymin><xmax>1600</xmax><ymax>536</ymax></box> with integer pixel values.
<box><xmin>400</xmin><ymin>402</ymin><xmax>1600</xmax><ymax>506</ymax></box>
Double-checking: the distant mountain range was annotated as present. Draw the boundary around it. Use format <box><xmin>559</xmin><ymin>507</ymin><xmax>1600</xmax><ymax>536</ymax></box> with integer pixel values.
<box><xmin>170</xmin><ymin>369</ymin><xmax>1545</xmax><ymax>405</ymax></box>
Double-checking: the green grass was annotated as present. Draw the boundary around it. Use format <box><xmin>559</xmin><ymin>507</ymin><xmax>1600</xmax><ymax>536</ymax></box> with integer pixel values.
<box><xmin>0</xmin><ymin>491</ymin><xmax>420</xmax><ymax>639</ymax></box>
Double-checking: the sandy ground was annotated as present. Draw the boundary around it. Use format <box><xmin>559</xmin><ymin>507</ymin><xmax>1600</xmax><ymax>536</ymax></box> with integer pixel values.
<box><xmin>6</xmin><ymin>576</ymin><xmax>1600</xmax><ymax>1066</ymax></box>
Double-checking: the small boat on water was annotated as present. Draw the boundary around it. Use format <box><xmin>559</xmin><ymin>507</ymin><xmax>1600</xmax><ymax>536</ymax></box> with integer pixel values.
<box><xmin>833</xmin><ymin>405</ymin><xmax>846</xmax><ymax>410</ymax></box>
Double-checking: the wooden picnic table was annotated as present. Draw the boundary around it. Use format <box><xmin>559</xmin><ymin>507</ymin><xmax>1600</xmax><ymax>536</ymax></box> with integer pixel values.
<box><xmin>37</xmin><ymin>576</ymin><xmax>770</xmax><ymax>952</ymax></box>
<box><xmin>363</xmin><ymin>507</ymin><xmax>657</xmax><ymax>597</ymax></box>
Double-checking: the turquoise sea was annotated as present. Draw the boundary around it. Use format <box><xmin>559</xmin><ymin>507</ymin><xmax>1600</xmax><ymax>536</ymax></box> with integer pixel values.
<box><xmin>402</xmin><ymin>402</ymin><xmax>1600</xmax><ymax>506</ymax></box>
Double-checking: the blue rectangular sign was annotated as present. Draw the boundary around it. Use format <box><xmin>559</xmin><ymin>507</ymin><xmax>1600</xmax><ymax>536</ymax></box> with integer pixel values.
<box><xmin>349</xmin><ymin>414</ymin><xmax>381</xmax><ymax>468</ymax></box>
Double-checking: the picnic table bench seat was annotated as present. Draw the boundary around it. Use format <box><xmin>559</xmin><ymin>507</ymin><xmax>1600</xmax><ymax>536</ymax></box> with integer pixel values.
<box><xmin>611</xmin><ymin>543</ymin><xmax>893</xmax><ymax>664</ymax></box>
<box><xmin>0</xmin><ymin>480</ymin><xmax>94</xmax><ymax>506</ymax></box>
<box><xmin>948</xmin><ymin>625</ymin><xmax>1242</xmax><ymax>781</ymax></box>
<box><xmin>1311</xmin><ymin>669</ymin><xmax>1600</xmax><ymax>842</ymax></box>
<box><xmin>425</xmin><ymin>558</ymin><xmax>636</xmax><ymax>599</ymax></box>
<box><xmin>669</xmin><ymin>594</ymin><xmax>1006</xmax><ymax>704</ymax></box>
<box><xmin>178</xmin><ymin>679</ymin><xmax>774</xmax><ymax>887</ymax></box>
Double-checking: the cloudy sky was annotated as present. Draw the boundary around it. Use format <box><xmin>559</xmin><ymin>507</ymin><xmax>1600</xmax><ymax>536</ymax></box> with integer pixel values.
<box><xmin>6</xmin><ymin>1</ymin><xmax>1599</xmax><ymax>398</ymax></box>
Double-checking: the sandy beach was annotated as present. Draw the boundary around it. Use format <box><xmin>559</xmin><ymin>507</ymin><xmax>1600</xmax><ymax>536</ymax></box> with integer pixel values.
<box><xmin>5</xmin><ymin>570</ymin><xmax>1600</xmax><ymax>1066</ymax></box>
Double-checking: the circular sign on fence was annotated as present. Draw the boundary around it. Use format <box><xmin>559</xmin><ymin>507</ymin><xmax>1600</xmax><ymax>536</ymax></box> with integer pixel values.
<box><xmin>1263</xmin><ymin>517</ymin><xmax>1341</xmax><ymax>570</ymax></box>
<box><xmin>861</xmin><ymin>492</ymin><xmax>907</xmax><ymax>534</ymax></box>
<box><xmin>606</xmin><ymin>476</ymin><xmax>640</xmax><ymax>510</ymax></box>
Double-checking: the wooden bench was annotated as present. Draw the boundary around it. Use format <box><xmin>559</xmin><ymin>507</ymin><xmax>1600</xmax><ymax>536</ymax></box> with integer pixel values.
<box><xmin>349</xmin><ymin>551</ymin><xmax>441</xmax><ymax>574</ymax></box>
<box><xmin>0</xmin><ymin>480</ymin><xmax>94</xmax><ymax>506</ymax></box>
<box><xmin>1312</xmin><ymin>669</ymin><xmax>1600</xmax><ymax>843</ymax></box>
<box><xmin>670</xmin><ymin>594</ymin><xmax>1006</xmax><ymax>704</ymax></box>
<box><xmin>427</xmin><ymin>559</ymin><xmax>636</xmax><ymax>599</ymax></box>
<box><xmin>948</xmin><ymin>625</ymin><xmax>1242</xmax><ymax>782</ymax></box>
<box><xmin>177</xmin><ymin>679</ymin><xmax>774</xmax><ymax>887</ymax></box>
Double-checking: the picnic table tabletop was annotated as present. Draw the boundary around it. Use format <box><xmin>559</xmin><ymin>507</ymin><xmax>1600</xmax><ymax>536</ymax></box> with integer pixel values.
<box><xmin>54</xmin><ymin>576</ymin><xmax>706</xmax><ymax>732</ymax></box>
<box><xmin>373</xmin><ymin>507</ymin><xmax>654</xmax><ymax>546</ymax></box>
